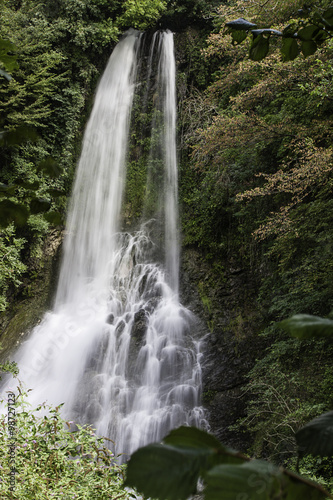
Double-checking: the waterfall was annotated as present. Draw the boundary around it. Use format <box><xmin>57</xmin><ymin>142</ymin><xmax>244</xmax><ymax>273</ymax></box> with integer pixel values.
<box><xmin>55</xmin><ymin>29</ymin><xmax>140</xmax><ymax>307</ymax></box>
<box><xmin>3</xmin><ymin>29</ymin><xmax>207</xmax><ymax>460</ymax></box>
<box><xmin>159</xmin><ymin>31</ymin><xmax>179</xmax><ymax>293</ymax></box>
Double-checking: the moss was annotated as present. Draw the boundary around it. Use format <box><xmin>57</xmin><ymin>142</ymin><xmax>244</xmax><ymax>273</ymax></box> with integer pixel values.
<box><xmin>202</xmin><ymin>389</ymin><xmax>217</xmax><ymax>403</ymax></box>
<box><xmin>0</xmin><ymin>230</ymin><xmax>61</xmax><ymax>362</ymax></box>
<box><xmin>197</xmin><ymin>280</ymin><xmax>215</xmax><ymax>332</ymax></box>
<box><xmin>0</xmin><ymin>300</ymin><xmax>44</xmax><ymax>359</ymax></box>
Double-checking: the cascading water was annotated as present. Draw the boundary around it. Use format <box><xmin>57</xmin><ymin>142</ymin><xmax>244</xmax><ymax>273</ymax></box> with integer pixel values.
<box><xmin>2</xmin><ymin>29</ymin><xmax>207</xmax><ymax>459</ymax></box>
<box><xmin>159</xmin><ymin>31</ymin><xmax>179</xmax><ymax>293</ymax></box>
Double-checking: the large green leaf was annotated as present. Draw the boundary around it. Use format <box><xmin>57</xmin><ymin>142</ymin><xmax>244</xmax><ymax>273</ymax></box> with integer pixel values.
<box><xmin>231</xmin><ymin>30</ymin><xmax>248</xmax><ymax>45</ymax></box>
<box><xmin>124</xmin><ymin>443</ymin><xmax>202</xmax><ymax>500</ymax></box>
<box><xmin>296</xmin><ymin>411</ymin><xmax>333</xmax><ymax>458</ymax></box>
<box><xmin>163</xmin><ymin>425</ymin><xmax>230</xmax><ymax>451</ymax></box>
<box><xmin>37</xmin><ymin>157</ymin><xmax>62</xmax><ymax>178</ymax></box>
<box><xmin>249</xmin><ymin>34</ymin><xmax>269</xmax><ymax>61</ymax></box>
<box><xmin>204</xmin><ymin>460</ymin><xmax>282</xmax><ymax>500</ymax></box>
<box><xmin>125</xmin><ymin>427</ymin><xmax>249</xmax><ymax>499</ymax></box>
<box><xmin>125</xmin><ymin>426</ymin><xmax>332</xmax><ymax>500</ymax></box>
<box><xmin>204</xmin><ymin>461</ymin><xmax>329</xmax><ymax>500</ymax></box>
<box><xmin>163</xmin><ymin>426</ymin><xmax>244</xmax><ymax>468</ymax></box>
<box><xmin>281</xmin><ymin>37</ymin><xmax>299</xmax><ymax>61</ymax></box>
<box><xmin>322</xmin><ymin>7</ymin><xmax>333</xmax><ymax>28</ymax></box>
<box><xmin>30</xmin><ymin>198</ymin><xmax>51</xmax><ymax>214</ymax></box>
<box><xmin>0</xmin><ymin>199</ymin><xmax>29</xmax><ymax>227</ymax></box>
<box><xmin>279</xmin><ymin>314</ymin><xmax>333</xmax><ymax>339</ymax></box>
<box><xmin>0</xmin><ymin>39</ymin><xmax>18</xmax><ymax>72</ymax></box>
<box><xmin>298</xmin><ymin>25</ymin><xmax>320</xmax><ymax>41</ymax></box>
<box><xmin>43</xmin><ymin>211</ymin><xmax>63</xmax><ymax>225</ymax></box>
<box><xmin>0</xmin><ymin>126</ymin><xmax>38</xmax><ymax>147</ymax></box>
<box><xmin>301</xmin><ymin>40</ymin><xmax>318</xmax><ymax>57</ymax></box>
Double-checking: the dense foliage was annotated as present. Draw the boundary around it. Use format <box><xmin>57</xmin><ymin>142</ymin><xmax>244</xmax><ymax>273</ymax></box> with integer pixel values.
<box><xmin>178</xmin><ymin>0</ymin><xmax>333</xmax><ymax>482</ymax></box>
<box><xmin>0</xmin><ymin>380</ymin><xmax>132</xmax><ymax>499</ymax></box>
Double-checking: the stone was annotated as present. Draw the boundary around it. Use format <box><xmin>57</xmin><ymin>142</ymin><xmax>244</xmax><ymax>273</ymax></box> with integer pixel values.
<box><xmin>131</xmin><ymin>309</ymin><xmax>148</xmax><ymax>341</ymax></box>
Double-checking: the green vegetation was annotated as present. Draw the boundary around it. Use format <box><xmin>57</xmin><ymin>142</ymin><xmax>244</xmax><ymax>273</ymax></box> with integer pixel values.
<box><xmin>125</xmin><ymin>315</ymin><xmax>333</xmax><ymax>499</ymax></box>
<box><xmin>125</xmin><ymin>425</ymin><xmax>332</xmax><ymax>499</ymax></box>
<box><xmin>0</xmin><ymin>0</ymin><xmax>178</xmax><ymax>312</ymax></box>
<box><xmin>226</xmin><ymin>4</ymin><xmax>333</xmax><ymax>61</ymax></box>
<box><xmin>0</xmin><ymin>377</ymin><xmax>131</xmax><ymax>499</ymax></box>
<box><xmin>120</xmin><ymin>0</ymin><xmax>167</xmax><ymax>30</ymax></box>
<box><xmin>178</xmin><ymin>0</ymin><xmax>333</xmax><ymax>487</ymax></box>
<box><xmin>0</xmin><ymin>225</ymin><xmax>27</xmax><ymax>311</ymax></box>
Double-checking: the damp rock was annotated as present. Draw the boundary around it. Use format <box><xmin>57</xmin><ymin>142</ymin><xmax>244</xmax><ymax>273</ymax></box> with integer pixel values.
<box><xmin>131</xmin><ymin>309</ymin><xmax>148</xmax><ymax>341</ymax></box>
<box><xmin>85</xmin><ymin>401</ymin><xmax>102</xmax><ymax>421</ymax></box>
<box><xmin>145</xmin><ymin>297</ymin><xmax>159</xmax><ymax>314</ymax></box>
<box><xmin>138</xmin><ymin>274</ymin><xmax>148</xmax><ymax>295</ymax></box>
<box><xmin>106</xmin><ymin>313</ymin><xmax>114</xmax><ymax>325</ymax></box>
<box><xmin>116</xmin><ymin>319</ymin><xmax>126</xmax><ymax>335</ymax></box>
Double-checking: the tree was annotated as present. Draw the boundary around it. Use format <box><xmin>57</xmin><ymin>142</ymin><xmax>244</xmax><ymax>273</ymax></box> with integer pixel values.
<box><xmin>118</xmin><ymin>0</ymin><xmax>167</xmax><ymax>30</ymax></box>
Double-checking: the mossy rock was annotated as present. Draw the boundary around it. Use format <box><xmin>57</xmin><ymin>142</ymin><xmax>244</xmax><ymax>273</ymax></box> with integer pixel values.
<box><xmin>0</xmin><ymin>298</ymin><xmax>46</xmax><ymax>360</ymax></box>
<box><xmin>0</xmin><ymin>230</ymin><xmax>62</xmax><ymax>362</ymax></box>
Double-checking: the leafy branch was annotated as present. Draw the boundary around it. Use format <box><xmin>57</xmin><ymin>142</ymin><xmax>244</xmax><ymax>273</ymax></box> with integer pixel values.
<box><xmin>226</xmin><ymin>6</ymin><xmax>333</xmax><ymax>61</ymax></box>
<box><xmin>125</xmin><ymin>425</ymin><xmax>332</xmax><ymax>499</ymax></box>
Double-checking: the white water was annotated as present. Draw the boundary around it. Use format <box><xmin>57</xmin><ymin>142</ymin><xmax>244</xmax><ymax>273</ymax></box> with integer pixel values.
<box><xmin>56</xmin><ymin>29</ymin><xmax>140</xmax><ymax>307</ymax></box>
<box><xmin>3</xmin><ymin>30</ymin><xmax>207</xmax><ymax>459</ymax></box>
<box><xmin>159</xmin><ymin>32</ymin><xmax>179</xmax><ymax>293</ymax></box>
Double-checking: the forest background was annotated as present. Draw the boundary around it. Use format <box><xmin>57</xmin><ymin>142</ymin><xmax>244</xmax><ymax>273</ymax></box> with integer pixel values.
<box><xmin>0</xmin><ymin>0</ymin><xmax>333</xmax><ymax>496</ymax></box>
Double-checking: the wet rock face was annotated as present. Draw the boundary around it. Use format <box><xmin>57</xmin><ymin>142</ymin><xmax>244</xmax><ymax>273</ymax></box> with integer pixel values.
<box><xmin>179</xmin><ymin>247</ymin><xmax>270</xmax><ymax>452</ymax></box>
<box><xmin>0</xmin><ymin>229</ymin><xmax>63</xmax><ymax>362</ymax></box>
<box><xmin>106</xmin><ymin>313</ymin><xmax>114</xmax><ymax>325</ymax></box>
<box><xmin>131</xmin><ymin>309</ymin><xmax>148</xmax><ymax>343</ymax></box>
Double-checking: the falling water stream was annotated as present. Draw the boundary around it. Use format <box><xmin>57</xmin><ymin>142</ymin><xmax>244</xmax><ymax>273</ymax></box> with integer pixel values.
<box><xmin>4</xmin><ymin>29</ymin><xmax>207</xmax><ymax>459</ymax></box>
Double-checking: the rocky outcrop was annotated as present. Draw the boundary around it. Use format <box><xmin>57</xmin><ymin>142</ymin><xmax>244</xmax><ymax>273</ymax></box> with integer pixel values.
<box><xmin>0</xmin><ymin>229</ymin><xmax>63</xmax><ymax>362</ymax></box>
<box><xmin>131</xmin><ymin>308</ymin><xmax>148</xmax><ymax>342</ymax></box>
<box><xmin>180</xmin><ymin>247</ymin><xmax>270</xmax><ymax>452</ymax></box>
